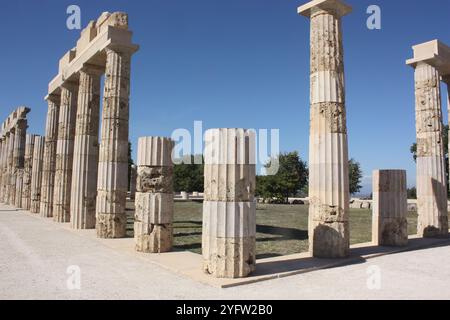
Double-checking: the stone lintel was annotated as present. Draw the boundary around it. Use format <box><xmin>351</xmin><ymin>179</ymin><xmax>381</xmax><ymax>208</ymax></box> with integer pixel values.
<box><xmin>0</xmin><ymin>107</ymin><xmax>31</xmax><ymax>138</ymax></box>
<box><xmin>297</xmin><ymin>0</ymin><xmax>352</xmax><ymax>18</ymax></box>
<box><xmin>47</xmin><ymin>25</ymin><xmax>139</xmax><ymax>98</ymax></box>
<box><xmin>406</xmin><ymin>40</ymin><xmax>450</xmax><ymax>76</ymax></box>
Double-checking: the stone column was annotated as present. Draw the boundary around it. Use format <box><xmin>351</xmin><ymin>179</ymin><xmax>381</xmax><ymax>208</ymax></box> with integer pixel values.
<box><xmin>11</xmin><ymin>119</ymin><xmax>27</xmax><ymax>206</ymax></box>
<box><xmin>0</xmin><ymin>136</ymin><xmax>5</xmax><ymax>202</ymax></box>
<box><xmin>129</xmin><ymin>164</ymin><xmax>137</xmax><ymax>200</ymax></box>
<box><xmin>414</xmin><ymin>62</ymin><xmax>448</xmax><ymax>237</ymax></box>
<box><xmin>299</xmin><ymin>0</ymin><xmax>352</xmax><ymax>258</ymax></box>
<box><xmin>53</xmin><ymin>83</ymin><xmax>78</xmax><ymax>222</ymax></box>
<box><xmin>96</xmin><ymin>47</ymin><xmax>131</xmax><ymax>238</ymax></box>
<box><xmin>372</xmin><ymin>170</ymin><xmax>408</xmax><ymax>246</ymax></box>
<box><xmin>70</xmin><ymin>67</ymin><xmax>102</xmax><ymax>229</ymax></box>
<box><xmin>134</xmin><ymin>137</ymin><xmax>174</xmax><ymax>253</ymax></box>
<box><xmin>30</xmin><ymin>136</ymin><xmax>45</xmax><ymax>213</ymax></box>
<box><xmin>21</xmin><ymin>134</ymin><xmax>36</xmax><ymax>210</ymax></box>
<box><xmin>3</xmin><ymin>129</ymin><xmax>14</xmax><ymax>204</ymax></box>
<box><xmin>202</xmin><ymin>128</ymin><xmax>256</xmax><ymax>278</ymax></box>
<box><xmin>41</xmin><ymin>95</ymin><xmax>60</xmax><ymax>217</ymax></box>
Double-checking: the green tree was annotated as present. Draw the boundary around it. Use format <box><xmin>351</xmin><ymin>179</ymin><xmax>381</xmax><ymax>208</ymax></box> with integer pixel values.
<box><xmin>173</xmin><ymin>155</ymin><xmax>204</xmax><ymax>193</ymax></box>
<box><xmin>128</xmin><ymin>141</ymin><xmax>134</xmax><ymax>190</ymax></box>
<box><xmin>256</xmin><ymin>152</ymin><xmax>308</xmax><ymax>203</ymax></box>
<box><xmin>348</xmin><ymin>158</ymin><xmax>363</xmax><ymax>195</ymax></box>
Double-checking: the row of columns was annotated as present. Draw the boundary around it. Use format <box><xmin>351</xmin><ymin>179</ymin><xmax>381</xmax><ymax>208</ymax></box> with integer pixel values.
<box><xmin>39</xmin><ymin>47</ymin><xmax>134</xmax><ymax>239</ymax></box>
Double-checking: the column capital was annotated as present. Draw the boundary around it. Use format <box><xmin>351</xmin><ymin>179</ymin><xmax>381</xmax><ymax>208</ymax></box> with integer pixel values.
<box><xmin>60</xmin><ymin>80</ymin><xmax>79</xmax><ymax>92</ymax></box>
<box><xmin>406</xmin><ymin>39</ymin><xmax>450</xmax><ymax>75</ymax></box>
<box><xmin>80</xmin><ymin>63</ymin><xmax>104</xmax><ymax>76</ymax></box>
<box><xmin>105</xmin><ymin>43</ymin><xmax>139</xmax><ymax>56</ymax></box>
<box><xmin>298</xmin><ymin>0</ymin><xmax>352</xmax><ymax>18</ymax></box>
<box><xmin>45</xmin><ymin>93</ymin><xmax>61</xmax><ymax>105</ymax></box>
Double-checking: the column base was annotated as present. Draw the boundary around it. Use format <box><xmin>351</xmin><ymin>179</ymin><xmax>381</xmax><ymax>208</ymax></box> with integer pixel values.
<box><xmin>203</xmin><ymin>237</ymin><xmax>256</xmax><ymax>279</ymax></box>
<box><xmin>374</xmin><ymin>217</ymin><xmax>408</xmax><ymax>246</ymax></box>
<box><xmin>96</xmin><ymin>212</ymin><xmax>127</xmax><ymax>238</ymax></box>
<box><xmin>309</xmin><ymin>220</ymin><xmax>349</xmax><ymax>258</ymax></box>
<box><xmin>134</xmin><ymin>222</ymin><xmax>173</xmax><ymax>253</ymax></box>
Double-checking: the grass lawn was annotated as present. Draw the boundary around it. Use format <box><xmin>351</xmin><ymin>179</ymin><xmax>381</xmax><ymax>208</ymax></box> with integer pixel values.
<box><xmin>128</xmin><ymin>201</ymin><xmax>420</xmax><ymax>259</ymax></box>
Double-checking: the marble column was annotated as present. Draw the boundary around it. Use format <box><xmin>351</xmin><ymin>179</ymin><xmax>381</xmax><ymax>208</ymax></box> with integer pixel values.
<box><xmin>53</xmin><ymin>83</ymin><xmax>78</xmax><ymax>222</ymax></box>
<box><xmin>202</xmin><ymin>128</ymin><xmax>256</xmax><ymax>278</ymax></box>
<box><xmin>5</xmin><ymin>130</ymin><xmax>14</xmax><ymax>204</ymax></box>
<box><xmin>11</xmin><ymin>119</ymin><xmax>27</xmax><ymax>206</ymax></box>
<box><xmin>21</xmin><ymin>134</ymin><xmax>36</xmax><ymax>209</ymax></box>
<box><xmin>372</xmin><ymin>170</ymin><xmax>408</xmax><ymax>246</ymax></box>
<box><xmin>414</xmin><ymin>62</ymin><xmax>448</xmax><ymax>237</ymax></box>
<box><xmin>70</xmin><ymin>67</ymin><xmax>102</xmax><ymax>229</ymax></box>
<box><xmin>41</xmin><ymin>95</ymin><xmax>60</xmax><ymax>217</ymax></box>
<box><xmin>299</xmin><ymin>0</ymin><xmax>352</xmax><ymax>258</ymax></box>
<box><xmin>135</xmin><ymin>137</ymin><xmax>174</xmax><ymax>253</ymax></box>
<box><xmin>96</xmin><ymin>47</ymin><xmax>131</xmax><ymax>238</ymax></box>
<box><xmin>30</xmin><ymin>136</ymin><xmax>45</xmax><ymax>213</ymax></box>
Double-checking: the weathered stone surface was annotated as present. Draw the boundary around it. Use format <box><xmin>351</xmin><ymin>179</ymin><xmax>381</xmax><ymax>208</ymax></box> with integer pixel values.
<box><xmin>30</xmin><ymin>136</ymin><xmax>45</xmax><ymax>213</ymax></box>
<box><xmin>202</xmin><ymin>237</ymin><xmax>256</xmax><ymax>279</ymax></box>
<box><xmin>136</xmin><ymin>166</ymin><xmax>173</xmax><ymax>193</ymax></box>
<box><xmin>10</xmin><ymin>119</ymin><xmax>27</xmax><ymax>206</ymax></box>
<box><xmin>129</xmin><ymin>164</ymin><xmax>137</xmax><ymax>200</ymax></box>
<box><xmin>299</xmin><ymin>0</ymin><xmax>351</xmax><ymax>258</ymax></box>
<box><xmin>372</xmin><ymin>170</ymin><xmax>408</xmax><ymax>246</ymax></box>
<box><xmin>21</xmin><ymin>134</ymin><xmax>36</xmax><ymax>210</ymax></box>
<box><xmin>41</xmin><ymin>96</ymin><xmax>60</xmax><ymax>217</ymax></box>
<box><xmin>135</xmin><ymin>136</ymin><xmax>174</xmax><ymax>253</ymax></box>
<box><xmin>14</xmin><ymin>169</ymin><xmax>24</xmax><ymax>208</ymax></box>
<box><xmin>96</xmin><ymin>48</ymin><xmax>132</xmax><ymax>238</ymax></box>
<box><xmin>202</xmin><ymin>128</ymin><xmax>256</xmax><ymax>278</ymax></box>
<box><xmin>413</xmin><ymin>62</ymin><xmax>448</xmax><ymax>237</ymax></box>
<box><xmin>70</xmin><ymin>68</ymin><xmax>101</xmax><ymax>230</ymax></box>
<box><xmin>53</xmin><ymin>83</ymin><xmax>78</xmax><ymax>223</ymax></box>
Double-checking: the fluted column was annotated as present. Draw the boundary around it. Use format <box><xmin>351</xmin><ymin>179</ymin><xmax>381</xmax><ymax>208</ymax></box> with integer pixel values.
<box><xmin>11</xmin><ymin>119</ymin><xmax>27</xmax><ymax>206</ymax></box>
<box><xmin>0</xmin><ymin>136</ymin><xmax>5</xmax><ymax>202</ymax></box>
<box><xmin>414</xmin><ymin>62</ymin><xmax>448</xmax><ymax>237</ymax></box>
<box><xmin>202</xmin><ymin>128</ymin><xmax>256</xmax><ymax>278</ymax></box>
<box><xmin>3</xmin><ymin>132</ymin><xmax>13</xmax><ymax>204</ymax></box>
<box><xmin>372</xmin><ymin>170</ymin><xmax>408</xmax><ymax>246</ymax></box>
<box><xmin>53</xmin><ymin>83</ymin><xmax>78</xmax><ymax>222</ymax></box>
<box><xmin>70</xmin><ymin>67</ymin><xmax>102</xmax><ymax>229</ymax></box>
<box><xmin>96</xmin><ymin>47</ymin><xmax>131</xmax><ymax>238</ymax></box>
<box><xmin>135</xmin><ymin>137</ymin><xmax>174</xmax><ymax>253</ymax></box>
<box><xmin>130</xmin><ymin>164</ymin><xmax>137</xmax><ymax>200</ymax></box>
<box><xmin>41</xmin><ymin>95</ymin><xmax>60</xmax><ymax>217</ymax></box>
<box><xmin>30</xmin><ymin>136</ymin><xmax>45</xmax><ymax>213</ymax></box>
<box><xmin>21</xmin><ymin>134</ymin><xmax>36</xmax><ymax>209</ymax></box>
<box><xmin>299</xmin><ymin>0</ymin><xmax>352</xmax><ymax>258</ymax></box>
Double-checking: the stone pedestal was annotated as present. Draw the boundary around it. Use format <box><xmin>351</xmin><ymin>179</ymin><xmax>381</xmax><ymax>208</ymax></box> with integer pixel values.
<box><xmin>70</xmin><ymin>68</ymin><xmax>101</xmax><ymax>229</ymax></box>
<box><xmin>11</xmin><ymin>119</ymin><xmax>27</xmax><ymax>206</ymax></box>
<box><xmin>299</xmin><ymin>0</ymin><xmax>352</xmax><ymax>258</ymax></box>
<box><xmin>21</xmin><ymin>134</ymin><xmax>36</xmax><ymax>210</ymax></box>
<box><xmin>372</xmin><ymin>170</ymin><xmax>408</xmax><ymax>246</ymax></box>
<box><xmin>41</xmin><ymin>95</ymin><xmax>60</xmax><ymax>217</ymax></box>
<box><xmin>202</xmin><ymin>128</ymin><xmax>256</xmax><ymax>278</ymax></box>
<box><xmin>54</xmin><ymin>83</ymin><xmax>78</xmax><ymax>222</ymax></box>
<box><xmin>31</xmin><ymin>136</ymin><xmax>45</xmax><ymax>213</ymax></box>
<box><xmin>134</xmin><ymin>137</ymin><xmax>174</xmax><ymax>253</ymax></box>
<box><xmin>414</xmin><ymin>63</ymin><xmax>448</xmax><ymax>237</ymax></box>
<box><xmin>96</xmin><ymin>48</ymin><xmax>131</xmax><ymax>238</ymax></box>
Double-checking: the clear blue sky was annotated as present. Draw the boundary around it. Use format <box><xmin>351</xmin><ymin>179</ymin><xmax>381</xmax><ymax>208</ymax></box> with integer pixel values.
<box><xmin>1</xmin><ymin>0</ymin><xmax>449</xmax><ymax>195</ymax></box>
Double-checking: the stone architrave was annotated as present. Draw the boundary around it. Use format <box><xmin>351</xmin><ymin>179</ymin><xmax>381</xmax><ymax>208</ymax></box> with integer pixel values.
<box><xmin>372</xmin><ymin>170</ymin><xmax>408</xmax><ymax>246</ymax></box>
<box><xmin>41</xmin><ymin>95</ymin><xmax>60</xmax><ymax>217</ymax></box>
<box><xmin>134</xmin><ymin>137</ymin><xmax>174</xmax><ymax>253</ymax></box>
<box><xmin>298</xmin><ymin>0</ymin><xmax>352</xmax><ymax>258</ymax></box>
<box><xmin>53</xmin><ymin>83</ymin><xmax>78</xmax><ymax>223</ymax></box>
<box><xmin>70</xmin><ymin>66</ymin><xmax>102</xmax><ymax>229</ymax></box>
<box><xmin>21</xmin><ymin>134</ymin><xmax>36</xmax><ymax>209</ymax></box>
<box><xmin>30</xmin><ymin>136</ymin><xmax>45</xmax><ymax>213</ymax></box>
<box><xmin>202</xmin><ymin>128</ymin><xmax>256</xmax><ymax>278</ymax></box>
